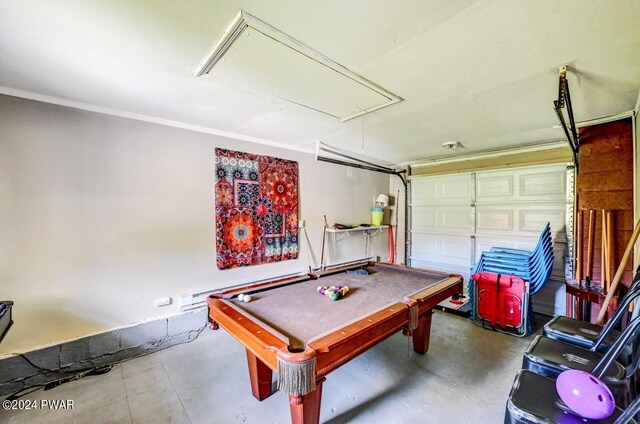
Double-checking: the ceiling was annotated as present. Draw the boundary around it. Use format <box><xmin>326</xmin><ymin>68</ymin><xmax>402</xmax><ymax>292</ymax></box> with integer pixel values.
<box><xmin>1</xmin><ymin>0</ymin><xmax>639</xmax><ymax>165</ymax></box>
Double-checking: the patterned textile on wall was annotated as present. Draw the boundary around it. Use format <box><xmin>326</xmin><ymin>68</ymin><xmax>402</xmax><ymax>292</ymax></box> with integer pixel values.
<box><xmin>215</xmin><ymin>148</ymin><xmax>299</xmax><ymax>269</ymax></box>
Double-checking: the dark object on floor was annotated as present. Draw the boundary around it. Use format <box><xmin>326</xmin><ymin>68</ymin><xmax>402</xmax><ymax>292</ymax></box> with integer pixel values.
<box><xmin>345</xmin><ymin>268</ymin><xmax>370</xmax><ymax>275</ymax></box>
<box><xmin>438</xmin><ymin>295</ymin><xmax>471</xmax><ymax>318</ymax></box>
<box><xmin>0</xmin><ymin>301</ymin><xmax>14</xmax><ymax>344</ymax></box>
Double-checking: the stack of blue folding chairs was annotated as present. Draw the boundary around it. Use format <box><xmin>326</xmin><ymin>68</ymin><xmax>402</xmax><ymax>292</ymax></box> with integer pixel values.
<box><xmin>470</xmin><ymin>223</ymin><xmax>554</xmax><ymax>336</ymax></box>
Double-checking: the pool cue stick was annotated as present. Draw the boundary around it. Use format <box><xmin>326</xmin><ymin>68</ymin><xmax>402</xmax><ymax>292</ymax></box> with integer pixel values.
<box><xmin>582</xmin><ymin>210</ymin><xmax>595</xmax><ymax>320</ymax></box>
<box><xmin>632</xmin><ymin>225</ymin><xmax>640</xmax><ymax>314</ymax></box>
<box><xmin>601</xmin><ymin>210</ymin><xmax>606</xmax><ymax>290</ymax></box>
<box><xmin>607</xmin><ymin>210</ymin><xmax>613</xmax><ymax>291</ymax></box>
<box><xmin>320</xmin><ymin>215</ymin><xmax>328</xmax><ymax>270</ymax></box>
<box><xmin>387</xmin><ymin>225</ymin><xmax>395</xmax><ymax>263</ymax></box>
<box><xmin>576</xmin><ymin>210</ymin><xmax>582</xmax><ymax>285</ymax></box>
<box><xmin>586</xmin><ymin>210</ymin><xmax>595</xmax><ymax>284</ymax></box>
<box><xmin>302</xmin><ymin>226</ymin><xmax>315</xmax><ymax>275</ymax></box>
<box><xmin>596</xmin><ymin>219</ymin><xmax>640</xmax><ymax>324</ymax></box>
<box><xmin>587</xmin><ymin>210</ymin><xmax>595</xmax><ymax>278</ymax></box>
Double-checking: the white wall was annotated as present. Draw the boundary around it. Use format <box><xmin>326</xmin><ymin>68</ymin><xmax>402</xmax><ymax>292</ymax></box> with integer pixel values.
<box><xmin>0</xmin><ymin>95</ymin><xmax>388</xmax><ymax>354</ymax></box>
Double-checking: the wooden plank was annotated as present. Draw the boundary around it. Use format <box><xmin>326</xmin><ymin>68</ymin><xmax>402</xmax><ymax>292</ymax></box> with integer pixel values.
<box><xmin>577</xmin><ymin>171</ymin><xmax>633</xmax><ymax>191</ymax></box>
<box><xmin>579</xmin><ymin>152</ymin><xmax>634</xmax><ymax>173</ymax></box>
<box><xmin>578</xmin><ymin>119</ymin><xmax>632</xmax><ymax>151</ymax></box>
<box><xmin>578</xmin><ymin>191</ymin><xmax>634</xmax><ymax>211</ymax></box>
<box><xmin>579</xmin><ymin>141</ymin><xmax>633</xmax><ymax>157</ymax></box>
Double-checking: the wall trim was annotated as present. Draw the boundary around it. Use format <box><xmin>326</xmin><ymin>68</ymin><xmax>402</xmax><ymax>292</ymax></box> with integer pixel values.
<box><xmin>405</xmin><ymin>141</ymin><xmax>569</xmax><ymax>170</ymax></box>
<box><xmin>409</xmin><ymin>144</ymin><xmax>572</xmax><ymax>177</ymax></box>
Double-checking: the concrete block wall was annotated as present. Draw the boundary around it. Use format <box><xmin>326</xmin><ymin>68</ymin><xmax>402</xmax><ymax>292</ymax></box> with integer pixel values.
<box><xmin>0</xmin><ymin>309</ymin><xmax>207</xmax><ymax>397</ymax></box>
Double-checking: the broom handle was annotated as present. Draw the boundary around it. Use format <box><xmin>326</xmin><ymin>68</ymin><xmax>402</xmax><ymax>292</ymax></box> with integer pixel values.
<box><xmin>597</xmin><ymin>219</ymin><xmax>640</xmax><ymax>324</ymax></box>
<box><xmin>586</xmin><ymin>210</ymin><xmax>595</xmax><ymax>279</ymax></box>
<box><xmin>601</xmin><ymin>210</ymin><xmax>606</xmax><ymax>287</ymax></box>
<box><xmin>606</xmin><ymin>211</ymin><xmax>612</xmax><ymax>291</ymax></box>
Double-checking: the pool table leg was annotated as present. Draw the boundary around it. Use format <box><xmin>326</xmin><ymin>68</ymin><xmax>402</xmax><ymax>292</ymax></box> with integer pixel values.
<box><xmin>246</xmin><ymin>350</ymin><xmax>273</xmax><ymax>401</ymax></box>
<box><xmin>412</xmin><ymin>311</ymin><xmax>433</xmax><ymax>354</ymax></box>
<box><xmin>289</xmin><ymin>377</ymin><xmax>325</xmax><ymax>424</ymax></box>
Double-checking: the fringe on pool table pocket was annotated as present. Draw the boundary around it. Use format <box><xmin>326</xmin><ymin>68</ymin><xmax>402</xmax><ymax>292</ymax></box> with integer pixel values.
<box><xmin>277</xmin><ymin>356</ymin><xmax>316</xmax><ymax>397</ymax></box>
<box><xmin>408</xmin><ymin>304</ymin><xmax>419</xmax><ymax>332</ymax></box>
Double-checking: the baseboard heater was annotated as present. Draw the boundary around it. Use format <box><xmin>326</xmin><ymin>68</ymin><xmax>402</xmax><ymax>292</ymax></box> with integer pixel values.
<box><xmin>180</xmin><ymin>258</ymin><xmax>378</xmax><ymax>311</ymax></box>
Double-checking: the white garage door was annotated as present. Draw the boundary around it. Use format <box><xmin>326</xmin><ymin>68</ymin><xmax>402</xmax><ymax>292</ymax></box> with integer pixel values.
<box><xmin>409</xmin><ymin>163</ymin><xmax>573</xmax><ymax>315</ymax></box>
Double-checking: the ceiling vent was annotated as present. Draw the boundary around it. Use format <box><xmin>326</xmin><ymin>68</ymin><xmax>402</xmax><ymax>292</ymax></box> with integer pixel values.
<box><xmin>194</xmin><ymin>11</ymin><xmax>402</xmax><ymax>122</ymax></box>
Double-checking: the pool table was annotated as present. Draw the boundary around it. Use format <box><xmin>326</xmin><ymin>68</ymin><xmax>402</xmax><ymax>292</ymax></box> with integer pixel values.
<box><xmin>208</xmin><ymin>261</ymin><xmax>463</xmax><ymax>424</ymax></box>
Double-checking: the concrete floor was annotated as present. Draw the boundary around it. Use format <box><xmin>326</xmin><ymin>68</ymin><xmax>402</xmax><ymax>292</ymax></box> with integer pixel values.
<box><xmin>0</xmin><ymin>311</ymin><xmax>536</xmax><ymax>424</ymax></box>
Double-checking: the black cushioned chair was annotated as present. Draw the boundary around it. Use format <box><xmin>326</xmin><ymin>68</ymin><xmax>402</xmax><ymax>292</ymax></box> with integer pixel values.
<box><xmin>543</xmin><ymin>265</ymin><xmax>640</xmax><ymax>362</ymax></box>
<box><xmin>505</xmin><ymin>370</ymin><xmax>639</xmax><ymax>424</ymax></box>
<box><xmin>523</xmin><ymin>315</ymin><xmax>640</xmax><ymax>408</ymax></box>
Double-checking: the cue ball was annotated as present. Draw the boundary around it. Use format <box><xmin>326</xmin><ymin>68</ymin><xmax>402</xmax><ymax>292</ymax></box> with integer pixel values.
<box><xmin>243</xmin><ymin>294</ymin><xmax>252</xmax><ymax>302</ymax></box>
<box><xmin>238</xmin><ymin>294</ymin><xmax>245</xmax><ymax>301</ymax></box>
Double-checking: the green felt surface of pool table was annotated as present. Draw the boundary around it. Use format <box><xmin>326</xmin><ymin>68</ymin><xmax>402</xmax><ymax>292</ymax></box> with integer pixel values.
<box><xmin>231</xmin><ymin>264</ymin><xmax>451</xmax><ymax>349</ymax></box>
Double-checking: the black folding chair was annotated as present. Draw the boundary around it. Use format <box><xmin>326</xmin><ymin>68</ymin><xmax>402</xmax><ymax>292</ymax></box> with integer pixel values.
<box><xmin>523</xmin><ymin>315</ymin><xmax>640</xmax><ymax>408</ymax></box>
<box><xmin>505</xmin><ymin>370</ymin><xmax>638</xmax><ymax>424</ymax></box>
<box><xmin>506</xmin><ymin>316</ymin><xmax>640</xmax><ymax>423</ymax></box>
<box><xmin>544</xmin><ymin>265</ymin><xmax>640</xmax><ymax>362</ymax></box>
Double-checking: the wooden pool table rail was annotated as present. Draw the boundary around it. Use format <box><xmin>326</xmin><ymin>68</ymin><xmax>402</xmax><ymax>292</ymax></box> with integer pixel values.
<box><xmin>211</xmin><ymin>260</ymin><xmax>378</xmax><ymax>300</ymax></box>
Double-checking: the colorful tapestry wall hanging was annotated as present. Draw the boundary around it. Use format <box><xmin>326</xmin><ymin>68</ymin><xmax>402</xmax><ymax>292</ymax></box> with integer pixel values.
<box><xmin>215</xmin><ymin>148</ymin><xmax>299</xmax><ymax>269</ymax></box>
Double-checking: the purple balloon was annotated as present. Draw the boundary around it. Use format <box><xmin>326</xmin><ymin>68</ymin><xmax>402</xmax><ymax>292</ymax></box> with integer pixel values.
<box><xmin>556</xmin><ymin>370</ymin><xmax>615</xmax><ymax>420</ymax></box>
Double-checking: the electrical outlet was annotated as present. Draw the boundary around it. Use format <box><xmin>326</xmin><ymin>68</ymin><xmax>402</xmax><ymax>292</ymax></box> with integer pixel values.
<box><xmin>298</xmin><ymin>220</ymin><xmax>305</xmax><ymax>228</ymax></box>
<box><xmin>156</xmin><ymin>297</ymin><xmax>172</xmax><ymax>307</ymax></box>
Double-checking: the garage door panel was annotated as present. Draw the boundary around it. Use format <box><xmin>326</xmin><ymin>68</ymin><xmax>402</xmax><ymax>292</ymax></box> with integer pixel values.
<box><xmin>519</xmin><ymin>206</ymin><xmax>566</xmax><ymax>238</ymax></box>
<box><xmin>411</xmin><ymin>174</ymin><xmax>471</xmax><ymax>205</ymax></box>
<box><xmin>439</xmin><ymin>207</ymin><xmax>473</xmax><ymax>232</ymax></box>
<box><xmin>475</xmin><ymin>164</ymin><xmax>567</xmax><ymax>203</ymax></box>
<box><xmin>475</xmin><ymin>235</ymin><xmax>538</xmax><ymax>254</ymax></box>
<box><xmin>410</xmin><ymin>233</ymin><xmax>471</xmax><ymax>266</ymax></box>
<box><xmin>411</xmin><ymin>206</ymin><xmax>437</xmax><ymax>231</ymax></box>
<box><xmin>476</xmin><ymin>174</ymin><xmax>514</xmax><ymax>199</ymax></box>
<box><xmin>411</xmin><ymin>181</ymin><xmax>436</xmax><ymax>204</ymax></box>
<box><xmin>440</xmin><ymin>176</ymin><xmax>472</xmax><ymax>203</ymax></box>
<box><xmin>519</xmin><ymin>170</ymin><xmax>566</xmax><ymax>199</ymax></box>
<box><xmin>476</xmin><ymin>209</ymin><xmax>514</xmax><ymax>232</ymax></box>
<box><xmin>410</xmin><ymin>233</ymin><xmax>437</xmax><ymax>256</ymax></box>
<box><xmin>441</xmin><ymin>237</ymin><xmax>471</xmax><ymax>260</ymax></box>
<box><xmin>475</xmin><ymin>204</ymin><xmax>566</xmax><ymax>238</ymax></box>
<box><xmin>412</xmin><ymin>206</ymin><xmax>472</xmax><ymax>233</ymax></box>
